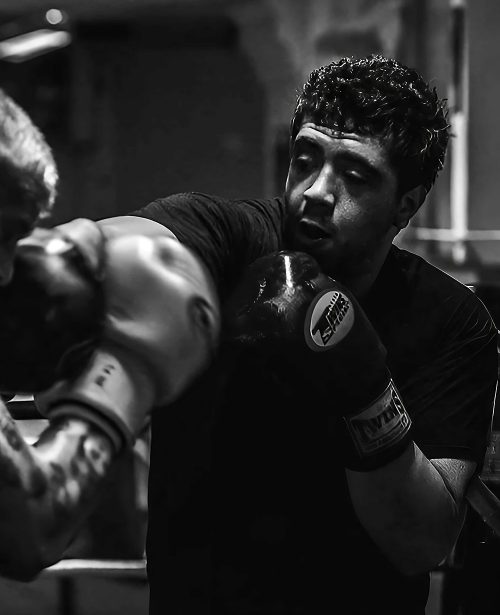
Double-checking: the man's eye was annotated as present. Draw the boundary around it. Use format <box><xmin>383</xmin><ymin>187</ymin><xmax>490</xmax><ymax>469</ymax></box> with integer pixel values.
<box><xmin>345</xmin><ymin>170</ymin><xmax>367</xmax><ymax>184</ymax></box>
<box><xmin>292</xmin><ymin>154</ymin><xmax>314</xmax><ymax>172</ymax></box>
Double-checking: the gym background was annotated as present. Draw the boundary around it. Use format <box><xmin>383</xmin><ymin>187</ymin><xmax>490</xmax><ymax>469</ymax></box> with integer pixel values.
<box><xmin>0</xmin><ymin>1</ymin><xmax>499</xmax><ymax>614</ymax></box>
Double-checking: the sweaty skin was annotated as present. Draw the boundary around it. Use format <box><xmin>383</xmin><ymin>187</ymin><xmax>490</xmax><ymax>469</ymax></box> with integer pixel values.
<box><xmin>285</xmin><ymin>121</ymin><xmax>475</xmax><ymax>574</ymax></box>
<box><xmin>285</xmin><ymin>123</ymin><xmax>423</xmax><ymax>296</ymax></box>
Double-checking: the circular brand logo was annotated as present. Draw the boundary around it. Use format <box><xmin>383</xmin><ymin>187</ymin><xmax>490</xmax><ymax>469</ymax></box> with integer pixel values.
<box><xmin>304</xmin><ymin>289</ymin><xmax>354</xmax><ymax>351</ymax></box>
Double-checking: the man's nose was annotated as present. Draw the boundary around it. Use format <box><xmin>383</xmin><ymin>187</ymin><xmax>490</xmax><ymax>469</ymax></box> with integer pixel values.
<box><xmin>303</xmin><ymin>165</ymin><xmax>336</xmax><ymax>207</ymax></box>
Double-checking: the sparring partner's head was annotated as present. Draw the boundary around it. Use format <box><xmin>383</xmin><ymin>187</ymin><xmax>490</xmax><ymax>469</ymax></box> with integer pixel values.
<box><xmin>0</xmin><ymin>89</ymin><xmax>58</xmax><ymax>284</ymax></box>
<box><xmin>284</xmin><ymin>54</ymin><xmax>450</xmax><ymax>293</ymax></box>
<box><xmin>0</xmin><ymin>222</ymin><xmax>105</xmax><ymax>396</ymax></box>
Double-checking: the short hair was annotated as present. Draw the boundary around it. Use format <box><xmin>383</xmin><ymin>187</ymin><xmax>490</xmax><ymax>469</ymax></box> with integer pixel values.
<box><xmin>290</xmin><ymin>54</ymin><xmax>450</xmax><ymax>194</ymax></box>
<box><xmin>0</xmin><ymin>89</ymin><xmax>58</xmax><ymax>219</ymax></box>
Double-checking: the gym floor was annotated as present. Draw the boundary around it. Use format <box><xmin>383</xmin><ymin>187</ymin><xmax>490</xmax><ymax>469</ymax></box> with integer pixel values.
<box><xmin>0</xmin><ymin>573</ymin><xmax>149</xmax><ymax>615</ymax></box>
<box><xmin>0</xmin><ymin>571</ymin><xmax>443</xmax><ymax>615</ymax></box>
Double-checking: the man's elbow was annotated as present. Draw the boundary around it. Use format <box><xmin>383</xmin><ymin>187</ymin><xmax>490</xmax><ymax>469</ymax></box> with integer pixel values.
<box><xmin>389</xmin><ymin>521</ymin><xmax>464</xmax><ymax>577</ymax></box>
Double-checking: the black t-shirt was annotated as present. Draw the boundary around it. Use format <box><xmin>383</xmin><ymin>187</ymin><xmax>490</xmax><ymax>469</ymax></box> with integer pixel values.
<box><xmin>131</xmin><ymin>192</ymin><xmax>498</xmax><ymax>615</ymax></box>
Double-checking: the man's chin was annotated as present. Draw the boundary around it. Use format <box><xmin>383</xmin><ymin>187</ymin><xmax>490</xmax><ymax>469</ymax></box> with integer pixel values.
<box><xmin>288</xmin><ymin>239</ymin><xmax>341</xmax><ymax>278</ymax></box>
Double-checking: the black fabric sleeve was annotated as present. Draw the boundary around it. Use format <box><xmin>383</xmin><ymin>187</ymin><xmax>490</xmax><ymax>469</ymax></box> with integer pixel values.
<box><xmin>128</xmin><ymin>192</ymin><xmax>285</xmax><ymax>299</ymax></box>
<box><xmin>404</xmin><ymin>291</ymin><xmax>498</xmax><ymax>465</ymax></box>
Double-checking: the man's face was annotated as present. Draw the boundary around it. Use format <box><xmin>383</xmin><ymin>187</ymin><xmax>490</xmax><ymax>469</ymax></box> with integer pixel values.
<box><xmin>284</xmin><ymin>122</ymin><xmax>401</xmax><ymax>283</ymax></box>
<box><xmin>0</xmin><ymin>201</ymin><xmax>39</xmax><ymax>285</ymax></box>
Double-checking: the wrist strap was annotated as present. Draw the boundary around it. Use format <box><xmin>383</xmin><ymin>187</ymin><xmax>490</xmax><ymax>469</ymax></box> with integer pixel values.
<box><xmin>48</xmin><ymin>402</ymin><xmax>126</xmax><ymax>453</ymax></box>
<box><xmin>36</xmin><ymin>346</ymin><xmax>153</xmax><ymax>452</ymax></box>
<box><xmin>342</xmin><ymin>380</ymin><xmax>412</xmax><ymax>471</ymax></box>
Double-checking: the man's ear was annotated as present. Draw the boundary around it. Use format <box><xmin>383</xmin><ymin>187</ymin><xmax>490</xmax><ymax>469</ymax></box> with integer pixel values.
<box><xmin>394</xmin><ymin>185</ymin><xmax>427</xmax><ymax>231</ymax></box>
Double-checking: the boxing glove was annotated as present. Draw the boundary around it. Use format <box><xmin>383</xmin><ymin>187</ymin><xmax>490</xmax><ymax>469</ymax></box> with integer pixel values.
<box><xmin>0</xmin><ymin>223</ymin><xmax>105</xmax><ymax>395</ymax></box>
<box><xmin>224</xmin><ymin>250</ymin><xmax>412</xmax><ymax>471</ymax></box>
<box><xmin>36</xmin><ymin>233</ymin><xmax>220</xmax><ymax>452</ymax></box>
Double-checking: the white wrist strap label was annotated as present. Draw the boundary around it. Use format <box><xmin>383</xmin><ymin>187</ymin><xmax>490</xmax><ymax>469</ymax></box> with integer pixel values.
<box><xmin>72</xmin><ymin>349</ymin><xmax>138</xmax><ymax>412</ymax></box>
<box><xmin>344</xmin><ymin>381</ymin><xmax>411</xmax><ymax>458</ymax></box>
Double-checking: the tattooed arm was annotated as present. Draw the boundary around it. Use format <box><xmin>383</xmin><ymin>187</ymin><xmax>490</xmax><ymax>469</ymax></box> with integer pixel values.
<box><xmin>0</xmin><ymin>403</ymin><xmax>116</xmax><ymax>580</ymax></box>
<box><xmin>0</xmin><ymin>227</ymin><xmax>219</xmax><ymax>580</ymax></box>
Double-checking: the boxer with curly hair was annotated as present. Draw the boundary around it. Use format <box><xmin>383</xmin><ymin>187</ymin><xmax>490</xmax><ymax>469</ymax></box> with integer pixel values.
<box><xmin>0</xmin><ymin>55</ymin><xmax>495</xmax><ymax>615</ymax></box>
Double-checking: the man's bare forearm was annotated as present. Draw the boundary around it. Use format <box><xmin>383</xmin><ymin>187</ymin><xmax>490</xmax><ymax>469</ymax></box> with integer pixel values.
<box><xmin>346</xmin><ymin>443</ymin><xmax>472</xmax><ymax>576</ymax></box>
<box><xmin>0</xmin><ymin>403</ymin><xmax>116</xmax><ymax>579</ymax></box>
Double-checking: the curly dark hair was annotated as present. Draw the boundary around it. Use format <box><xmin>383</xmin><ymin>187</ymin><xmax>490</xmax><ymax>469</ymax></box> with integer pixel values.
<box><xmin>0</xmin><ymin>89</ymin><xmax>58</xmax><ymax>219</ymax></box>
<box><xmin>290</xmin><ymin>54</ymin><xmax>450</xmax><ymax>194</ymax></box>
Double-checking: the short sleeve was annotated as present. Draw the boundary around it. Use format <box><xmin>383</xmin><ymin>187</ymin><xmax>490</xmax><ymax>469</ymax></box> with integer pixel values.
<box><xmin>401</xmin><ymin>291</ymin><xmax>498</xmax><ymax>465</ymax></box>
<box><xmin>128</xmin><ymin>192</ymin><xmax>285</xmax><ymax>298</ymax></box>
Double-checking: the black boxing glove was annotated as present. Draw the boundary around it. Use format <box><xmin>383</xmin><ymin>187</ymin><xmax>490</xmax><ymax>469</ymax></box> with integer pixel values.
<box><xmin>224</xmin><ymin>250</ymin><xmax>412</xmax><ymax>471</ymax></box>
<box><xmin>0</xmin><ymin>222</ymin><xmax>105</xmax><ymax>395</ymax></box>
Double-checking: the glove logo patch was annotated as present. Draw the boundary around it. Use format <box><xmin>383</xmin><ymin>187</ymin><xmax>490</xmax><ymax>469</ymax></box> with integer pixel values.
<box><xmin>304</xmin><ymin>289</ymin><xmax>354</xmax><ymax>351</ymax></box>
<box><xmin>94</xmin><ymin>363</ymin><xmax>116</xmax><ymax>388</ymax></box>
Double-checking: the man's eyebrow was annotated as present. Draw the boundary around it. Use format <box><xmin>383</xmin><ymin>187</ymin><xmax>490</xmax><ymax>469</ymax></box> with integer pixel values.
<box><xmin>293</xmin><ymin>135</ymin><xmax>318</xmax><ymax>148</ymax></box>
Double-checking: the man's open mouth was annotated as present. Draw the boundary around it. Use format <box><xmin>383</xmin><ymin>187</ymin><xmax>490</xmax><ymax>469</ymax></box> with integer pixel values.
<box><xmin>298</xmin><ymin>219</ymin><xmax>330</xmax><ymax>241</ymax></box>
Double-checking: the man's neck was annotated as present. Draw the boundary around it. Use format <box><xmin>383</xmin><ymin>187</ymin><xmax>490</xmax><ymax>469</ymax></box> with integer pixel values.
<box><xmin>343</xmin><ymin>245</ymin><xmax>393</xmax><ymax>299</ymax></box>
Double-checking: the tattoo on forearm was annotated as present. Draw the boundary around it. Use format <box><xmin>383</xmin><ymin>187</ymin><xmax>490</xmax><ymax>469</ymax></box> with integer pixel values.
<box><xmin>47</xmin><ymin>432</ymin><xmax>112</xmax><ymax>517</ymax></box>
<box><xmin>0</xmin><ymin>409</ymin><xmax>25</xmax><ymax>451</ymax></box>
<box><xmin>3</xmin><ymin>420</ymin><xmax>24</xmax><ymax>452</ymax></box>
<box><xmin>0</xmin><ymin>409</ymin><xmax>33</xmax><ymax>489</ymax></box>
<box><xmin>0</xmin><ymin>406</ymin><xmax>114</xmax><ymax>526</ymax></box>
<box><xmin>0</xmin><ymin>404</ymin><xmax>117</xmax><ymax>568</ymax></box>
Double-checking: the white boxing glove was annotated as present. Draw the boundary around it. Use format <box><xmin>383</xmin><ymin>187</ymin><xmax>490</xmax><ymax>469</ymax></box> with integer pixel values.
<box><xmin>36</xmin><ymin>232</ymin><xmax>220</xmax><ymax>452</ymax></box>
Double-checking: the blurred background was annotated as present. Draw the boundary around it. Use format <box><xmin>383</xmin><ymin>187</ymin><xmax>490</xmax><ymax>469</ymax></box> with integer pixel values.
<box><xmin>0</xmin><ymin>0</ymin><xmax>500</xmax><ymax>614</ymax></box>
<box><xmin>0</xmin><ymin>0</ymin><xmax>498</xmax><ymax>285</ymax></box>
